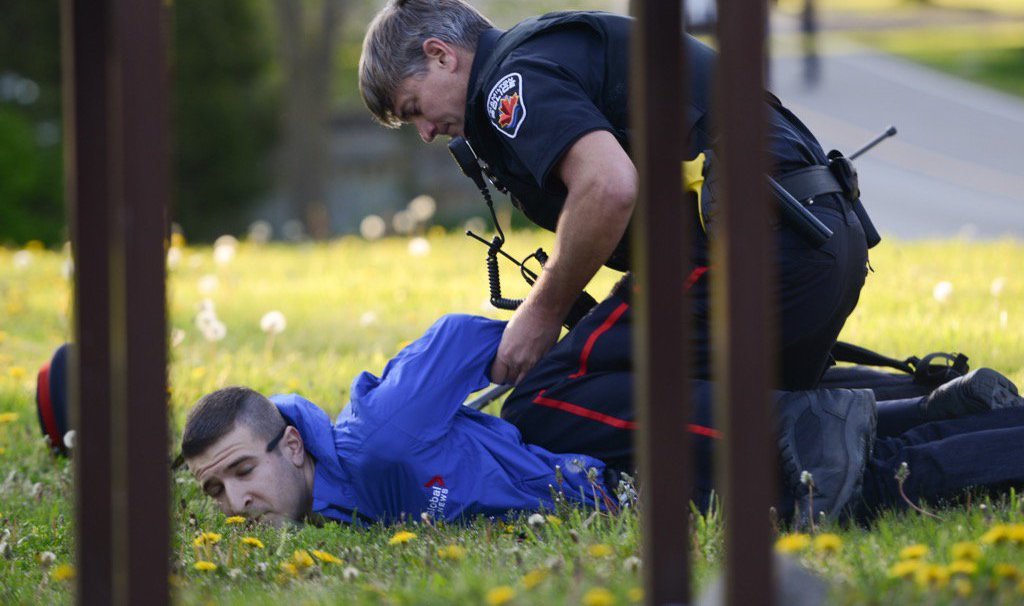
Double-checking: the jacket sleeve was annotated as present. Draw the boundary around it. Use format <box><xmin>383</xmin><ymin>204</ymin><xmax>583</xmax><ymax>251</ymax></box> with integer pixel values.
<box><xmin>349</xmin><ymin>314</ymin><xmax>506</xmax><ymax>445</ymax></box>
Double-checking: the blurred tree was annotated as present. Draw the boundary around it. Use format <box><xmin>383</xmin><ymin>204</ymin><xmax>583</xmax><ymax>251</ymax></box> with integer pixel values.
<box><xmin>172</xmin><ymin>0</ymin><xmax>279</xmax><ymax>241</ymax></box>
<box><xmin>0</xmin><ymin>109</ymin><xmax>63</xmax><ymax>245</ymax></box>
<box><xmin>273</xmin><ymin>0</ymin><xmax>348</xmax><ymax>240</ymax></box>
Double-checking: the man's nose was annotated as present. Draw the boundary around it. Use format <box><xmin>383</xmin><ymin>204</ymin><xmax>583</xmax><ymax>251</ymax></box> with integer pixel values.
<box><xmin>223</xmin><ymin>483</ymin><xmax>252</xmax><ymax>514</ymax></box>
<box><xmin>414</xmin><ymin>119</ymin><xmax>436</xmax><ymax>143</ymax></box>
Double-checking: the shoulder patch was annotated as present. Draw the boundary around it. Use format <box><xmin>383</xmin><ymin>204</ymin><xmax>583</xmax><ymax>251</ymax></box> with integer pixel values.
<box><xmin>487</xmin><ymin>72</ymin><xmax>527</xmax><ymax>139</ymax></box>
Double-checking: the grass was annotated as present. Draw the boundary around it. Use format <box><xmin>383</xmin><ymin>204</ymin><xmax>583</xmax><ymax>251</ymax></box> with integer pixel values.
<box><xmin>2</xmin><ymin>230</ymin><xmax>1024</xmax><ymax>604</ymax></box>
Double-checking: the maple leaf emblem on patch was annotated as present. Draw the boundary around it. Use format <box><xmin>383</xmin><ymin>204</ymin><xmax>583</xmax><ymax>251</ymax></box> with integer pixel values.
<box><xmin>498</xmin><ymin>93</ymin><xmax>520</xmax><ymax>128</ymax></box>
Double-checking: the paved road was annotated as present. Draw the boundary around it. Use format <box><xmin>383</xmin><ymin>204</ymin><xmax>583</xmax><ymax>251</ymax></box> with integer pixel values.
<box><xmin>769</xmin><ymin>32</ymin><xmax>1024</xmax><ymax>240</ymax></box>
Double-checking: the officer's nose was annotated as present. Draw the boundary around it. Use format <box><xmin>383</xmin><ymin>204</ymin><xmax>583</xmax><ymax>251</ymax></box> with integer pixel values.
<box><xmin>414</xmin><ymin>119</ymin><xmax>437</xmax><ymax>143</ymax></box>
<box><xmin>223</xmin><ymin>482</ymin><xmax>252</xmax><ymax>515</ymax></box>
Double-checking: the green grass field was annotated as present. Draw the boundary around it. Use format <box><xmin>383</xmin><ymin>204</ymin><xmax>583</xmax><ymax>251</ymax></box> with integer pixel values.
<box><xmin>2</xmin><ymin>231</ymin><xmax>1024</xmax><ymax>604</ymax></box>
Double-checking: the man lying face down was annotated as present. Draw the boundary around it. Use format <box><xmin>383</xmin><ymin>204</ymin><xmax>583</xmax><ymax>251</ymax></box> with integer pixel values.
<box><xmin>184</xmin><ymin>313</ymin><xmax>1024</xmax><ymax>526</ymax></box>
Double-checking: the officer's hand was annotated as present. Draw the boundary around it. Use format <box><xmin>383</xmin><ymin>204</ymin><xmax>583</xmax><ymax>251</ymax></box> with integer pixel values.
<box><xmin>490</xmin><ymin>303</ymin><xmax>562</xmax><ymax>385</ymax></box>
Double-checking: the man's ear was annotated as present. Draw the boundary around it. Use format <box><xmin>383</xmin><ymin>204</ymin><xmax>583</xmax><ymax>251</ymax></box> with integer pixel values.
<box><xmin>422</xmin><ymin>38</ymin><xmax>458</xmax><ymax>71</ymax></box>
<box><xmin>281</xmin><ymin>426</ymin><xmax>306</xmax><ymax>467</ymax></box>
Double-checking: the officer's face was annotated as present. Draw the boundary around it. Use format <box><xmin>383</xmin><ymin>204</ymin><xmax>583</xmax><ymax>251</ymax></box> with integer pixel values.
<box><xmin>392</xmin><ymin>40</ymin><xmax>469</xmax><ymax>143</ymax></box>
<box><xmin>187</xmin><ymin>423</ymin><xmax>311</xmax><ymax>527</ymax></box>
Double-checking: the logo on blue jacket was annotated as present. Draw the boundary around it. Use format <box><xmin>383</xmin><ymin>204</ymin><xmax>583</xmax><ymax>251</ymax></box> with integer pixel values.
<box><xmin>487</xmin><ymin>73</ymin><xmax>526</xmax><ymax>139</ymax></box>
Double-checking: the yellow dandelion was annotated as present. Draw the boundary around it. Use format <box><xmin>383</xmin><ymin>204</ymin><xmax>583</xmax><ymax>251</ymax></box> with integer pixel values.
<box><xmin>813</xmin><ymin>533</ymin><xmax>842</xmax><ymax>554</ymax></box>
<box><xmin>311</xmin><ymin>550</ymin><xmax>342</xmax><ymax>564</ymax></box>
<box><xmin>582</xmin><ymin>587</ymin><xmax>615</xmax><ymax>606</ymax></box>
<box><xmin>7</xmin><ymin>367</ymin><xmax>25</xmax><ymax>380</ymax></box>
<box><xmin>995</xmin><ymin>563</ymin><xmax>1020</xmax><ymax>581</ymax></box>
<box><xmin>1009</xmin><ymin>524</ymin><xmax>1024</xmax><ymax>545</ymax></box>
<box><xmin>192</xmin><ymin>531</ymin><xmax>222</xmax><ymax>547</ymax></box>
<box><xmin>981</xmin><ymin>524</ymin><xmax>1012</xmax><ymax>545</ymax></box>
<box><xmin>388</xmin><ymin>530</ymin><xmax>417</xmax><ymax>545</ymax></box>
<box><xmin>953</xmin><ymin>578</ymin><xmax>972</xmax><ymax>598</ymax></box>
<box><xmin>485</xmin><ymin>585</ymin><xmax>516</xmax><ymax>606</ymax></box>
<box><xmin>898</xmin><ymin>544</ymin><xmax>929</xmax><ymax>560</ymax></box>
<box><xmin>950</xmin><ymin>541</ymin><xmax>981</xmax><ymax>561</ymax></box>
<box><xmin>287</xmin><ymin>378</ymin><xmax>301</xmax><ymax>391</ymax></box>
<box><xmin>279</xmin><ymin>562</ymin><xmax>298</xmax><ymax>577</ymax></box>
<box><xmin>889</xmin><ymin>559</ymin><xmax>924</xmax><ymax>579</ymax></box>
<box><xmin>292</xmin><ymin>550</ymin><xmax>314</xmax><ymax>569</ymax></box>
<box><xmin>50</xmin><ymin>564</ymin><xmax>76</xmax><ymax>582</ymax></box>
<box><xmin>914</xmin><ymin>564</ymin><xmax>950</xmax><ymax>589</ymax></box>
<box><xmin>545</xmin><ymin>515</ymin><xmax>562</xmax><ymax>526</ymax></box>
<box><xmin>190</xmin><ymin>366</ymin><xmax>207</xmax><ymax>380</ymax></box>
<box><xmin>628</xmin><ymin>587</ymin><xmax>643</xmax><ymax>603</ymax></box>
<box><xmin>521</xmin><ymin>568</ymin><xmax>548</xmax><ymax>590</ymax></box>
<box><xmin>588</xmin><ymin>543</ymin><xmax>614</xmax><ymax>558</ymax></box>
<box><xmin>240</xmin><ymin>537</ymin><xmax>264</xmax><ymax>549</ymax></box>
<box><xmin>436</xmin><ymin>545</ymin><xmax>466</xmax><ymax>561</ymax></box>
<box><xmin>1017</xmin><ymin>578</ymin><xmax>1024</xmax><ymax>595</ymax></box>
<box><xmin>225</xmin><ymin>516</ymin><xmax>245</xmax><ymax>525</ymax></box>
<box><xmin>503</xmin><ymin>523</ymin><xmax>515</xmax><ymax>534</ymax></box>
<box><xmin>948</xmin><ymin>560</ymin><xmax>978</xmax><ymax>576</ymax></box>
<box><xmin>171</xmin><ymin>233</ymin><xmax>186</xmax><ymax>248</ymax></box>
<box><xmin>0</xmin><ymin>412</ymin><xmax>19</xmax><ymax>424</ymax></box>
<box><xmin>193</xmin><ymin>561</ymin><xmax>217</xmax><ymax>572</ymax></box>
<box><xmin>774</xmin><ymin>533</ymin><xmax>811</xmax><ymax>554</ymax></box>
<box><xmin>0</xmin><ymin>447</ymin><xmax>6</xmax><ymax>455</ymax></box>
<box><xmin>0</xmin><ymin>331</ymin><xmax>7</xmax><ymax>343</ymax></box>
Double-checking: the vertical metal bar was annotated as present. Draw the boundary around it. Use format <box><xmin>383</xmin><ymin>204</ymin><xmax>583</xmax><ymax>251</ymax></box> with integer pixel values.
<box><xmin>62</xmin><ymin>0</ymin><xmax>114</xmax><ymax>602</ymax></box>
<box><xmin>107</xmin><ymin>0</ymin><xmax>171</xmax><ymax>603</ymax></box>
<box><xmin>715</xmin><ymin>1</ymin><xmax>776</xmax><ymax>605</ymax></box>
<box><xmin>630</xmin><ymin>2</ymin><xmax>691</xmax><ymax>605</ymax></box>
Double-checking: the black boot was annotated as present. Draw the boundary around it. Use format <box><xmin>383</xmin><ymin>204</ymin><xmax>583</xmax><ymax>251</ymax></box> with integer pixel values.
<box><xmin>922</xmin><ymin>368</ymin><xmax>1024</xmax><ymax>421</ymax></box>
<box><xmin>777</xmin><ymin>388</ymin><xmax>876</xmax><ymax>526</ymax></box>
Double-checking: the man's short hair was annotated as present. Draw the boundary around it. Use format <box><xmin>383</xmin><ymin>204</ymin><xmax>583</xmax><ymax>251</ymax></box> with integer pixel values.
<box><xmin>359</xmin><ymin>0</ymin><xmax>492</xmax><ymax>128</ymax></box>
<box><xmin>181</xmin><ymin>387</ymin><xmax>285</xmax><ymax>459</ymax></box>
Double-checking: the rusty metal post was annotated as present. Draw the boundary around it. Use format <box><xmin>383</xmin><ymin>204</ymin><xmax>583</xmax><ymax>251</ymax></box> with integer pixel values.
<box><xmin>62</xmin><ymin>0</ymin><xmax>113</xmax><ymax>602</ymax></box>
<box><xmin>715</xmin><ymin>0</ymin><xmax>776</xmax><ymax>605</ymax></box>
<box><xmin>63</xmin><ymin>0</ymin><xmax>171</xmax><ymax>603</ymax></box>
<box><xmin>630</xmin><ymin>1</ymin><xmax>691</xmax><ymax>604</ymax></box>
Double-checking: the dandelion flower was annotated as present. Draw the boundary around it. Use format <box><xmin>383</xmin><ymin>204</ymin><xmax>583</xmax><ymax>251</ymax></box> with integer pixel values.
<box><xmin>948</xmin><ymin>560</ymin><xmax>978</xmax><ymax>576</ymax></box>
<box><xmin>194</xmin><ymin>561</ymin><xmax>217</xmax><ymax>572</ymax></box>
<box><xmin>991</xmin><ymin>277</ymin><xmax>1006</xmax><ymax>297</ymax></box>
<box><xmin>51</xmin><ymin>564</ymin><xmax>76</xmax><ymax>582</ymax></box>
<box><xmin>889</xmin><ymin>560</ymin><xmax>923</xmax><ymax>579</ymax></box>
<box><xmin>342</xmin><ymin>566</ymin><xmax>359</xmax><ymax>581</ymax></box>
<box><xmin>392</xmin><ymin>210</ymin><xmax>415</xmax><ymax>235</ymax></box>
<box><xmin>193</xmin><ymin>531</ymin><xmax>222</xmax><ymax>547</ymax></box>
<box><xmin>171</xmin><ymin>232</ymin><xmax>186</xmax><ymax>248</ymax></box>
<box><xmin>7</xmin><ymin>367</ymin><xmax>25</xmax><ymax>380</ymax></box>
<box><xmin>485</xmin><ymin>585</ymin><xmax>516</xmax><ymax>606</ymax></box>
<box><xmin>995</xmin><ymin>563</ymin><xmax>1020</xmax><ymax>581</ymax></box>
<box><xmin>225</xmin><ymin>516</ymin><xmax>245</xmax><ymax>525</ymax></box>
<box><xmin>408</xmin><ymin>195</ymin><xmax>437</xmax><ymax>222</ymax></box>
<box><xmin>38</xmin><ymin>551</ymin><xmax>56</xmax><ymax>567</ymax></box>
<box><xmin>388</xmin><ymin>530</ymin><xmax>416</xmax><ymax>545</ymax></box>
<box><xmin>292</xmin><ymin>550</ymin><xmax>314</xmax><ymax>569</ymax></box>
<box><xmin>312</xmin><ymin>550</ymin><xmax>342</xmax><ymax>564</ymax></box>
<box><xmin>981</xmin><ymin>524</ymin><xmax>1012</xmax><ymax>545</ymax></box>
<box><xmin>360</xmin><ymin>215</ymin><xmax>386</xmax><ymax>240</ymax></box>
<box><xmin>813</xmin><ymin>533</ymin><xmax>842</xmax><ymax>554</ymax></box>
<box><xmin>588</xmin><ymin>543</ymin><xmax>614</xmax><ymax>558</ymax></box>
<box><xmin>13</xmin><ymin>250</ymin><xmax>33</xmax><ymax>270</ymax></box>
<box><xmin>622</xmin><ymin>555</ymin><xmax>641</xmax><ymax>573</ymax></box>
<box><xmin>950</xmin><ymin>541</ymin><xmax>980</xmax><ymax>561</ymax></box>
<box><xmin>0</xmin><ymin>412</ymin><xmax>19</xmax><ymax>424</ymax></box>
<box><xmin>408</xmin><ymin>237</ymin><xmax>431</xmax><ymax>257</ymax></box>
<box><xmin>774</xmin><ymin>533</ymin><xmax>811</xmax><ymax>554</ymax></box>
<box><xmin>932</xmin><ymin>281</ymin><xmax>953</xmax><ymax>303</ymax></box>
<box><xmin>521</xmin><ymin>568</ymin><xmax>548</xmax><ymax>589</ymax></box>
<box><xmin>914</xmin><ymin>564</ymin><xmax>950</xmax><ymax>589</ymax></box>
<box><xmin>359</xmin><ymin>311</ymin><xmax>378</xmax><ymax>327</ymax></box>
<box><xmin>247</xmin><ymin>220</ymin><xmax>272</xmax><ymax>244</ymax></box>
<box><xmin>170</xmin><ymin>328</ymin><xmax>186</xmax><ymax>348</ymax></box>
<box><xmin>202</xmin><ymin>320</ymin><xmax>227</xmax><ymax>343</ymax></box>
<box><xmin>628</xmin><ymin>587</ymin><xmax>643</xmax><ymax>603</ymax></box>
<box><xmin>898</xmin><ymin>544</ymin><xmax>929</xmax><ymax>560</ymax></box>
<box><xmin>582</xmin><ymin>587</ymin><xmax>615</xmax><ymax>606</ymax></box>
<box><xmin>953</xmin><ymin>578</ymin><xmax>972</xmax><ymax>598</ymax></box>
<box><xmin>1009</xmin><ymin>524</ymin><xmax>1024</xmax><ymax>544</ymax></box>
<box><xmin>260</xmin><ymin>311</ymin><xmax>287</xmax><ymax>335</ymax></box>
<box><xmin>279</xmin><ymin>562</ymin><xmax>298</xmax><ymax>576</ymax></box>
<box><xmin>436</xmin><ymin>545</ymin><xmax>466</xmax><ymax>560</ymax></box>
<box><xmin>527</xmin><ymin>513</ymin><xmax>545</xmax><ymax>527</ymax></box>
<box><xmin>545</xmin><ymin>515</ymin><xmax>562</xmax><ymax>526</ymax></box>
<box><xmin>166</xmin><ymin>247</ymin><xmax>182</xmax><ymax>270</ymax></box>
<box><xmin>213</xmin><ymin>235</ymin><xmax>237</xmax><ymax>266</ymax></box>
<box><xmin>197</xmin><ymin>274</ymin><xmax>219</xmax><ymax>295</ymax></box>
<box><xmin>241</xmin><ymin>537</ymin><xmax>264</xmax><ymax>549</ymax></box>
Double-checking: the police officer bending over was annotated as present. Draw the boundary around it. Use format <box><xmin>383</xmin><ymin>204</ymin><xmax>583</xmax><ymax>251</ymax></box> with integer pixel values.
<box><xmin>359</xmin><ymin>0</ymin><xmax>871</xmax><ymax>391</ymax></box>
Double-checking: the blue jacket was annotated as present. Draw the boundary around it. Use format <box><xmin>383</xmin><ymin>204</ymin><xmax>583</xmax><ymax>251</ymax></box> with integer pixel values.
<box><xmin>272</xmin><ymin>315</ymin><xmax>609</xmax><ymax>525</ymax></box>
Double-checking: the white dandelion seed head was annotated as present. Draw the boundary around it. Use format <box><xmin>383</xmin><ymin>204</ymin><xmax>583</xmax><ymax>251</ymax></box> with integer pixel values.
<box><xmin>342</xmin><ymin>566</ymin><xmax>360</xmax><ymax>581</ymax></box>
<box><xmin>623</xmin><ymin>555</ymin><xmax>642</xmax><ymax>573</ymax></box>
<box><xmin>1000</xmin><ymin>310</ymin><xmax>1009</xmax><ymax>329</ymax></box>
<box><xmin>171</xmin><ymin>328</ymin><xmax>186</xmax><ymax>348</ymax></box>
<box><xmin>39</xmin><ymin>551</ymin><xmax>56</xmax><ymax>566</ymax></box>
<box><xmin>166</xmin><ymin>247</ymin><xmax>182</xmax><ymax>270</ymax></box>
<box><xmin>256</xmin><ymin>562</ymin><xmax>269</xmax><ymax>573</ymax></box>
<box><xmin>991</xmin><ymin>277</ymin><xmax>1006</xmax><ymax>298</ymax></box>
<box><xmin>12</xmin><ymin>250</ymin><xmax>32</xmax><ymax>270</ymax></box>
<box><xmin>213</xmin><ymin>243</ymin><xmax>236</xmax><ymax>266</ymax></box>
<box><xmin>359</xmin><ymin>215</ymin><xmax>386</xmax><ymax>241</ymax></box>
<box><xmin>408</xmin><ymin>195</ymin><xmax>437</xmax><ymax>222</ymax></box>
<box><xmin>0</xmin><ymin>541</ymin><xmax>10</xmax><ymax>558</ymax></box>
<box><xmin>527</xmin><ymin>513</ymin><xmax>546</xmax><ymax>527</ymax></box>
<box><xmin>197</xmin><ymin>274</ymin><xmax>219</xmax><ymax>295</ymax></box>
<box><xmin>247</xmin><ymin>220</ymin><xmax>273</xmax><ymax>244</ymax></box>
<box><xmin>203</xmin><ymin>320</ymin><xmax>227</xmax><ymax>343</ymax></box>
<box><xmin>800</xmin><ymin>470</ymin><xmax>813</xmax><ymax>485</ymax></box>
<box><xmin>195</xmin><ymin>308</ymin><xmax>218</xmax><ymax>331</ymax></box>
<box><xmin>63</xmin><ymin>430</ymin><xmax>76</xmax><ymax>450</ymax></box>
<box><xmin>228</xmin><ymin>568</ymin><xmax>242</xmax><ymax>579</ymax></box>
<box><xmin>61</xmin><ymin>258</ymin><xmax>75</xmax><ymax>280</ymax></box>
<box><xmin>408</xmin><ymin>237</ymin><xmax>431</xmax><ymax>257</ymax></box>
<box><xmin>359</xmin><ymin>311</ymin><xmax>378</xmax><ymax>327</ymax></box>
<box><xmin>933</xmin><ymin>281</ymin><xmax>953</xmax><ymax>303</ymax></box>
<box><xmin>260</xmin><ymin>310</ymin><xmax>287</xmax><ymax>335</ymax></box>
<box><xmin>31</xmin><ymin>482</ymin><xmax>43</xmax><ymax>498</ymax></box>
<box><xmin>392</xmin><ymin>210</ymin><xmax>415</xmax><ymax>235</ymax></box>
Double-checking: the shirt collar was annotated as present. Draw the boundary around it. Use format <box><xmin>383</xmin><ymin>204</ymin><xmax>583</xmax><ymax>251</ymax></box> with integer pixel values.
<box><xmin>467</xmin><ymin>27</ymin><xmax>503</xmax><ymax>104</ymax></box>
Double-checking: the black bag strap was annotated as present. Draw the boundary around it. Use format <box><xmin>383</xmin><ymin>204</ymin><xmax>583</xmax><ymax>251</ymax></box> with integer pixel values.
<box><xmin>831</xmin><ymin>341</ymin><xmax>970</xmax><ymax>387</ymax></box>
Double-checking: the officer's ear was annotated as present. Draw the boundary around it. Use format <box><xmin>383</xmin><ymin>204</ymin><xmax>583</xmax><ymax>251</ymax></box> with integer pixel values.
<box><xmin>422</xmin><ymin>38</ymin><xmax>458</xmax><ymax>72</ymax></box>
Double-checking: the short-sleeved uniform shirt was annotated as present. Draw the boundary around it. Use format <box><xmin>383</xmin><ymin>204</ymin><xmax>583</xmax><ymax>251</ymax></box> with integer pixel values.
<box><xmin>465</xmin><ymin>18</ymin><xmax>833</xmax><ymax>267</ymax></box>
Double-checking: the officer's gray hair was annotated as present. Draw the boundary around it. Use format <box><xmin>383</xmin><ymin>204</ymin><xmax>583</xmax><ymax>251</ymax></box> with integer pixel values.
<box><xmin>359</xmin><ymin>0</ymin><xmax>492</xmax><ymax>128</ymax></box>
